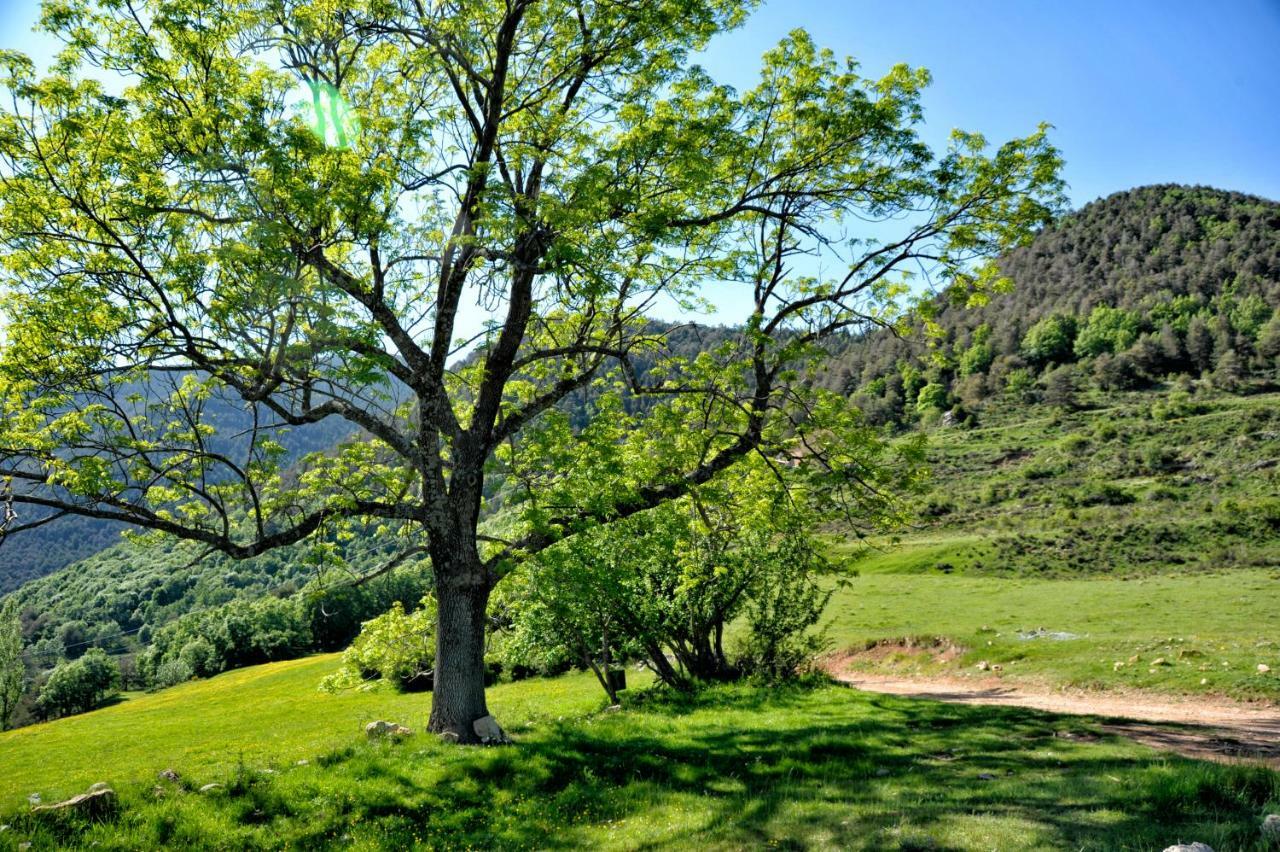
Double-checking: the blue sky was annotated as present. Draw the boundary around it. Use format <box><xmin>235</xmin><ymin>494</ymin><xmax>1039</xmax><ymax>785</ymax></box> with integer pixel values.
<box><xmin>2</xmin><ymin>0</ymin><xmax>1277</xmax><ymax>330</ymax></box>
<box><xmin>3</xmin><ymin>0</ymin><xmax>1277</xmax><ymax>205</ymax></box>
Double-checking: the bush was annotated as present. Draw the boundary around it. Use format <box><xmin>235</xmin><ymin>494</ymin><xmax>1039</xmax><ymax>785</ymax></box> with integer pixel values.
<box><xmin>1074</xmin><ymin>305</ymin><xmax>1141</xmax><ymax>358</ymax></box>
<box><xmin>1093</xmin><ymin>352</ymin><xmax>1146</xmax><ymax>390</ymax></box>
<box><xmin>915</xmin><ymin>382</ymin><xmax>949</xmax><ymax>417</ymax></box>
<box><xmin>178</xmin><ymin>637</ymin><xmax>219</xmax><ymax>678</ymax></box>
<box><xmin>1069</xmin><ymin>481</ymin><xmax>1135</xmax><ymax>507</ymax></box>
<box><xmin>1021</xmin><ymin>314</ymin><xmax>1077</xmax><ymax>366</ymax></box>
<box><xmin>36</xmin><ymin>648</ymin><xmax>120</xmax><ymax>719</ymax></box>
<box><xmin>153</xmin><ymin>658</ymin><xmax>194</xmax><ymax>689</ymax></box>
<box><xmin>510</xmin><ymin>463</ymin><xmax>844</xmax><ymax>696</ymax></box>
<box><xmin>320</xmin><ymin>598</ymin><xmax>436</xmax><ymax>693</ymax></box>
<box><xmin>1150</xmin><ymin>391</ymin><xmax>1208</xmax><ymax>421</ymax></box>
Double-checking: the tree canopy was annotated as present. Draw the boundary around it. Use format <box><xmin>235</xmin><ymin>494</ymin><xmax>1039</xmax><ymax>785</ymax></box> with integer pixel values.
<box><xmin>0</xmin><ymin>0</ymin><xmax>1062</xmax><ymax>739</ymax></box>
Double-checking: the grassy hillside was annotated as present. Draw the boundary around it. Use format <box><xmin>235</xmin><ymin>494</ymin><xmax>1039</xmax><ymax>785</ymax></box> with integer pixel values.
<box><xmin>1</xmin><ymin>655</ymin><xmax>1277</xmax><ymax>850</ymax></box>
<box><xmin>819</xmin><ymin>386</ymin><xmax>1280</xmax><ymax>699</ymax></box>
<box><xmin>887</xmin><ymin>388</ymin><xmax>1280</xmax><ymax>579</ymax></box>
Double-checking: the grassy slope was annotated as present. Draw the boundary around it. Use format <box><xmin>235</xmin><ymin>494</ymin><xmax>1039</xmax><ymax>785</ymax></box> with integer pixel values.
<box><xmin>821</xmin><ymin>388</ymin><xmax>1280</xmax><ymax>699</ymax></box>
<box><xmin>1</xmin><ymin>655</ymin><xmax>1277</xmax><ymax>850</ymax></box>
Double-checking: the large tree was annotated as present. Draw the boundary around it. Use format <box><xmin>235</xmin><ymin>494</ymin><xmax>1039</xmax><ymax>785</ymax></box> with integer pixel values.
<box><xmin>0</xmin><ymin>0</ymin><xmax>1062</xmax><ymax>740</ymax></box>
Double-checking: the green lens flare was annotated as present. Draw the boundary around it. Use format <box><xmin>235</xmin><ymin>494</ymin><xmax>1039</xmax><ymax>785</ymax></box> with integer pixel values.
<box><xmin>302</xmin><ymin>80</ymin><xmax>359</xmax><ymax>149</ymax></box>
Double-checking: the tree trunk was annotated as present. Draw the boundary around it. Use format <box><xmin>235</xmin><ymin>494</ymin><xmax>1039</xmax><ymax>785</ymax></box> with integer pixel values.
<box><xmin>428</xmin><ymin>553</ymin><xmax>494</xmax><ymax>743</ymax></box>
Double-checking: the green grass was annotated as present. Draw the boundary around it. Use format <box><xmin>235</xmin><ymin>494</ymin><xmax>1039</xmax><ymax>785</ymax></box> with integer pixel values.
<box><xmin>821</xmin><ymin>562</ymin><xmax>1280</xmax><ymax>699</ymax></box>
<box><xmin>0</xmin><ymin>654</ymin><xmax>629</xmax><ymax>810</ymax></box>
<box><xmin>1</xmin><ymin>656</ymin><xmax>1277</xmax><ymax>850</ymax></box>
<box><xmin>812</xmin><ymin>387</ymin><xmax>1280</xmax><ymax>701</ymax></box>
<box><xmin>882</xmin><ymin>389</ymin><xmax>1280</xmax><ymax>580</ymax></box>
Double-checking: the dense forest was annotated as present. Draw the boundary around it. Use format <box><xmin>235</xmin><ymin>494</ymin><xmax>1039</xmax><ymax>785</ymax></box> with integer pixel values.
<box><xmin>822</xmin><ymin>185</ymin><xmax>1280</xmax><ymax>423</ymax></box>
<box><xmin>2</xmin><ymin>183</ymin><xmax>1278</xmax><ymax>727</ymax></box>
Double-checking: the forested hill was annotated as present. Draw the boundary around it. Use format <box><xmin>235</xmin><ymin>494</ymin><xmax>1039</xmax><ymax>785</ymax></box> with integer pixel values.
<box><xmin>0</xmin><ymin>400</ymin><xmax>357</xmax><ymax>595</ymax></box>
<box><xmin>823</xmin><ymin>184</ymin><xmax>1280</xmax><ymax>419</ymax></box>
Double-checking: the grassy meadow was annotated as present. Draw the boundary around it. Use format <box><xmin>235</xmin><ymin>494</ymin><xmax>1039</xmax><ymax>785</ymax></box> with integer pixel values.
<box><xmin>1</xmin><ymin>654</ymin><xmax>1278</xmax><ymax>850</ymax></box>
<box><xmin>818</xmin><ymin>388</ymin><xmax>1280</xmax><ymax>700</ymax></box>
<box><xmin>2</xmin><ymin>388</ymin><xmax>1277</xmax><ymax>849</ymax></box>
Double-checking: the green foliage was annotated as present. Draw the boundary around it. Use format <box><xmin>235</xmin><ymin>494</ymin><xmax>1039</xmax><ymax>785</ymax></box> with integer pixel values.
<box><xmin>1040</xmin><ymin>363</ymin><xmax>1080</xmax><ymax>410</ymax></box>
<box><xmin>957</xmin><ymin>324</ymin><xmax>995</xmax><ymax>375</ymax></box>
<box><xmin>0</xmin><ymin>598</ymin><xmax>22</xmax><ymax>730</ymax></box>
<box><xmin>319</xmin><ymin>598</ymin><xmax>436</xmax><ymax>693</ymax></box>
<box><xmin>511</xmin><ymin>459</ymin><xmax>856</xmax><ymax>693</ymax></box>
<box><xmin>1021</xmin><ymin>314</ymin><xmax>1078</xmax><ymax>366</ymax></box>
<box><xmin>35</xmin><ymin>648</ymin><xmax>120</xmax><ymax>720</ymax></box>
<box><xmin>0</xmin><ymin>657</ymin><xmax>1275</xmax><ymax>849</ymax></box>
<box><xmin>1074</xmin><ymin>305</ymin><xmax>1142</xmax><ymax>358</ymax></box>
<box><xmin>1149</xmin><ymin>390</ymin><xmax>1209</xmax><ymax>421</ymax></box>
<box><xmin>0</xmin><ymin>0</ymin><xmax>1064</xmax><ymax>731</ymax></box>
<box><xmin>914</xmin><ymin>381</ymin><xmax>949</xmax><ymax>416</ymax></box>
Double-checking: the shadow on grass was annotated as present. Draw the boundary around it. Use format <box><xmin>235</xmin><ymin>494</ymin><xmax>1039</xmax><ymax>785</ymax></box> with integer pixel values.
<box><xmin>12</xmin><ymin>684</ymin><xmax>1280</xmax><ymax>850</ymax></box>
<box><xmin>291</xmin><ymin>686</ymin><xmax>1278</xmax><ymax>850</ymax></box>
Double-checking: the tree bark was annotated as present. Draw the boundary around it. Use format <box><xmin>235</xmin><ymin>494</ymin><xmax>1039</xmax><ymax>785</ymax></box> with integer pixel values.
<box><xmin>428</xmin><ymin>549</ymin><xmax>494</xmax><ymax>743</ymax></box>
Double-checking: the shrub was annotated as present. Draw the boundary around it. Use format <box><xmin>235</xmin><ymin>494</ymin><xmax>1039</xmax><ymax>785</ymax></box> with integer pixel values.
<box><xmin>320</xmin><ymin>598</ymin><xmax>436</xmax><ymax>693</ymax></box>
<box><xmin>1150</xmin><ymin>391</ymin><xmax>1207</xmax><ymax>421</ymax></box>
<box><xmin>1021</xmin><ymin>314</ymin><xmax>1077</xmax><ymax>366</ymax></box>
<box><xmin>36</xmin><ymin>648</ymin><xmax>120</xmax><ymax>719</ymax></box>
<box><xmin>178</xmin><ymin>637</ymin><xmax>219</xmax><ymax>678</ymax></box>
<box><xmin>1093</xmin><ymin>352</ymin><xmax>1146</xmax><ymax>390</ymax></box>
<box><xmin>915</xmin><ymin>382</ymin><xmax>949</xmax><ymax>417</ymax></box>
<box><xmin>153</xmin><ymin>658</ymin><xmax>194</xmax><ymax>689</ymax></box>
<box><xmin>1074</xmin><ymin>305</ymin><xmax>1141</xmax><ymax>358</ymax></box>
<box><xmin>1070</xmin><ymin>481</ymin><xmax>1135</xmax><ymax>507</ymax></box>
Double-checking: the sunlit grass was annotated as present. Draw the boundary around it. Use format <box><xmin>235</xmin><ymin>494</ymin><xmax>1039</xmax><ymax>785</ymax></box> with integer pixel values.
<box><xmin>1</xmin><ymin>662</ymin><xmax>1275</xmax><ymax>850</ymax></box>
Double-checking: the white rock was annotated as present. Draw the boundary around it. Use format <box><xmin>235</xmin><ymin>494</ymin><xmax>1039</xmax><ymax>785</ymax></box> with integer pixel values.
<box><xmin>198</xmin><ymin>783</ymin><xmax>223</xmax><ymax>794</ymax></box>
<box><xmin>472</xmin><ymin>714</ymin><xmax>509</xmax><ymax>744</ymax></box>
<box><xmin>1258</xmin><ymin>664</ymin><xmax>1271</xmax><ymax>674</ymax></box>
<box><xmin>1162</xmin><ymin>844</ymin><xmax>1214</xmax><ymax>852</ymax></box>
<box><xmin>365</xmin><ymin>720</ymin><xmax>413</xmax><ymax>739</ymax></box>
<box><xmin>1262</xmin><ymin>813</ymin><xmax>1280</xmax><ymax>840</ymax></box>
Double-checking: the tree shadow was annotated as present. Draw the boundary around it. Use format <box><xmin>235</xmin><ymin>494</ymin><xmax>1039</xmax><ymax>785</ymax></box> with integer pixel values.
<box><xmin>284</xmin><ymin>686</ymin><xmax>1277</xmax><ymax>850</ymax></box>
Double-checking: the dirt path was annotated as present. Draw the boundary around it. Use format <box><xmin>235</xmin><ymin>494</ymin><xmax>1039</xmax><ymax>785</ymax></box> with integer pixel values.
<box><xmin>831</xmin><ymin>670</ymin><xmax>1280</xmax><ymax>768</ymax></box>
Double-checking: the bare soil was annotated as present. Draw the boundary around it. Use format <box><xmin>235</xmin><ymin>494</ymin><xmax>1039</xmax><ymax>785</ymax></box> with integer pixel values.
<box><xmin>827</xmin><ymin>665</ymin><xmax>1280</xmax><ymax>768</ymax></box>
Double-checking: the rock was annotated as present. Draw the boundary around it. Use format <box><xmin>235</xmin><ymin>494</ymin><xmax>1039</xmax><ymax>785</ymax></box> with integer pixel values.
<box><xmin>1258</xmin><ymin>664</ymin><xmax>1271</xmax><ymax>674</ymax></box>
<box><xmin>604</xmin><ymin>704</ymin><xmax>622</xmax><ymax>713</ymax></box>
<box><xmin>1161</xmin><ymin>844</ymin><xmax>1214</xmax><ymax>852</ymax></box>
<box><xmin>31</xmin><ymin>784</ymin><xmax>116</xmax><ymax>819</ymax></box>
<box><xmin>1151</xmin><ymin>658</ymin><xmax>1171</xmax><ymax>666</ymax></box>
<box><xmin>977</xmin><ymin>773</ymin><xmax>996</xmax><ymax>780</ymax></box>
<box><xmin>1262</xmin><ymin>813</ymin><xmax>1280</xmax><ymax>840</ymax></box>
<box><xmin>198</xmin><ymin>783</ymin><xmax>223</xmax><ymax>794</ymax></box>
<box><xmin>365</xmin><ymin>720</ymin><xmax>413</xmax><ymax>740</ymax></box>
<box><xmin>437</xmin><ymin>731</ymin><xmax>460</xmax><ymax>744</ymax></box>
<box><xmin>472</xmin><ymin>714</ymin><xmax>510</xmax><ymax>744</ymax></box>
<box><xmin>940</xmin><ymin>411</ymin><xmax>957</xmax><ymax>427</ymax></box>
<box><xmin>874</xmin><ymin>768</ymin><xmax>890</xmax><ymax>777</ymax></box>
<box><xmin>157</xmin><ymin>768</ymin><xmax>181</xmax><ymax>783</ymax></box>
<box><xmin>295</xmin><ymin>759</ymin><xmax>309</xmax><ymax>766</ymax></box>
<box><xmin>976</xmin><ymin>661</ymin><xmax>990</xmax><ymax>671</ymax></box>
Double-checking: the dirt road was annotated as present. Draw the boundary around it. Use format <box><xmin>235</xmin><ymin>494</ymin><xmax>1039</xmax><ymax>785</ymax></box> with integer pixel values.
<box><xmin>831</xmin><ymin>669</ymin><xmax>1280</xmax><ymax>767</ymax></box>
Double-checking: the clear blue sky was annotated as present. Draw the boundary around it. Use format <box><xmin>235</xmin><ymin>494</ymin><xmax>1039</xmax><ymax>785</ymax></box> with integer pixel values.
<box><xmin>2</xmin><ymin>0</ymin><xmax>1277</xmax><ymax>206</ymax></box>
